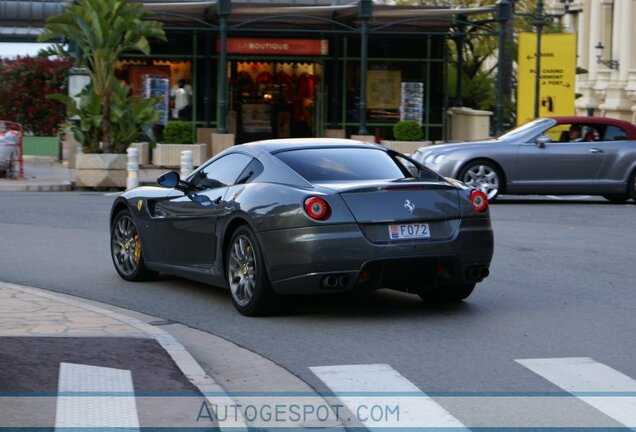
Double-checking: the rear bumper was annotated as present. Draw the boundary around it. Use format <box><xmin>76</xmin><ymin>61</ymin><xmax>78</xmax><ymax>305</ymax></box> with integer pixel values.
<box><xmin>257</xmin><ymin>218</ymin><xmax>494</xmax><ymax>295</ymax></box>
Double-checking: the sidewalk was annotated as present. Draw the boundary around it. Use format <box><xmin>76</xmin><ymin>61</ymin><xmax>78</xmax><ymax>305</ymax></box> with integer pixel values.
<box><xmin>0</xmin><ymin>156</ymin><xmax>73</xmax><ymax>192</ymax></box>
<box><xmin>0</xmin><ymin>156</ymin><xmax>167</xmax><ymax>192</ymax></box>
<box><xmin>0</xmin><ymin>281</ymin><xmax>245</xmax><ymax>430</ymax></box>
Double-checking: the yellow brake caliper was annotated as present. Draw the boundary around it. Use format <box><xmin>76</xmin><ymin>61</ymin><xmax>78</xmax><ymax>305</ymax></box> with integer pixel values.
<box><xmin>133</xmin><ymin>235</ymin><xmax>141</xmax><ymax>263</ymax></box>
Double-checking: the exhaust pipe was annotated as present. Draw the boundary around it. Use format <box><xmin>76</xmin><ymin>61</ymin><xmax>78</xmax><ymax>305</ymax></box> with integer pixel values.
<box><xmin>466</xmin><ymin>266</ymin><xmax>489</xmax><ymax>282</ymax></box>
<box><xmin>322</xmin><ymin>275</ymin><xmax>339</xmax><ymax>289</ymax></box>
<box><xmin>321</xmin><ymin>274</ymin><xmax>350</xmax><ymax>289</ymax></box>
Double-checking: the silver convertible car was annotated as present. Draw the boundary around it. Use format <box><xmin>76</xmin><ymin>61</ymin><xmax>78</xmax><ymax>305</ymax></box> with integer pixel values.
<box><xmin>110</xmin><ymin>139</ymin><xmax>494</xmax><ymax>316</ymax></box>
<box><xmin>414</xmin><ymin>116</ymin><xmax>636</xmax><ymax>202</ymax></box>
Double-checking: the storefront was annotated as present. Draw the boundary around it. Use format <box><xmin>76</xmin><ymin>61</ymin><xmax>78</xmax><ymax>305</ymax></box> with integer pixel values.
<box><xmin>224</xmin><ymin>38</ymin><xmax>326</xmax><ymax>143</ymax></box>
<box><xmin>114</xmin><ymin>1</ymin><xmax>506</xmax><ymax>143</ymax></box>
<box><xmin>1</xmin><ymin>1</ymin><xmax>510</xmax><ymax>142</ymax></box>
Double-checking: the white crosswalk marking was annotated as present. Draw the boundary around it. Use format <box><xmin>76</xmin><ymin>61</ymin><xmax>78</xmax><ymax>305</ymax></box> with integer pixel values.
<box><xmin>517</xmin><ymin>357</ymin><xmax>636</xmax><ymax>428</ymax></box>
<box><xmin>55</xmin><ymin>362</ymin><xmax>140</xmax><ymax>430</ymax></box>
<box><xmin>310</xmin><ymin>363</ymin><xmax>467</xmax><ymax>430</ymax></box>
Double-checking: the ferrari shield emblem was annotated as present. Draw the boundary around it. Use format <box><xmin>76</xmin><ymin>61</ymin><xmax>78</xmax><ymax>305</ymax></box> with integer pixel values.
<box><xmin>137</xmin><ymin>199</ymin><xmax>143</xmax><ymax>212</ymax></box>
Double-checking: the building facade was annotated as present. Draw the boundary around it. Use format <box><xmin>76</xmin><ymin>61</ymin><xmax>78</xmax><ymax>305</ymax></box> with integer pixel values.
<box><xmin>555</xmin><ymin>0</ymin><xmax>636</xmax><ymax>121</ymax></box>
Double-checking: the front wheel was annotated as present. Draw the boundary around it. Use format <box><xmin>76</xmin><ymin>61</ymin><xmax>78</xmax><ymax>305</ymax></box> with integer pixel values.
<box><xmin>110</xmin><ymin>209</ymin><xmax>157</xmax><ymax>281</ymax></box>
<box><xmin>419</xmin><ymin>283</ymin><xmax>476</xmax><ymax>302</ymax></box>
<box><xmin>226</xmin><ymin>226</ymin><xmax>276</xmax><ymax>316</ymax></box>
<box><xmin>458</xmin><ymin>160</ymin><xmax>502</xmax><ymax>201</ymax></box>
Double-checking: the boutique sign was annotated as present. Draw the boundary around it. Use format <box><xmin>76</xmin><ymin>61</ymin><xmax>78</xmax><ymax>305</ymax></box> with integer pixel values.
<box><xmin>219</xmin><ymin>38</ymin><xmax>329</xmax><ymax>56</ymax></box>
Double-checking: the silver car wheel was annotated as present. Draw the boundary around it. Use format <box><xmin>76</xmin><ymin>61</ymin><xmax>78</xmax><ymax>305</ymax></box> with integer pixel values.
<box><xmin>228</xmin><ymin>234</ymin><xmax>257</xmax><ymax>307</ymax></box>
<box><xmin>462</xmin><ymin>164</ymin><xmax>500</xmax><ymax>200</ymax></box>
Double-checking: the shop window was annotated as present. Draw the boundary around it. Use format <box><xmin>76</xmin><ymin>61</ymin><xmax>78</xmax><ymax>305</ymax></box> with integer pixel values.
<box><xmin>116</xmin><ymin>59</ymin><xmax>194</xmax><ymax>132</ymax></box>
<box><xmin>230</xmin><ymin>61</ymin><xmax>321</xmax><ymax>143</ymax></box>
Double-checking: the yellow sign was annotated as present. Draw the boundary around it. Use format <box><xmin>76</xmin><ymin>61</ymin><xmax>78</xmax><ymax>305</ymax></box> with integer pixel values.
<box><xmin>367</xmin><ymin>70</ymin><xmax>401</xmax><ymax>109</ymax></box>
<box><xmin>517</xmin><ymin>32</ymin><xmax>576</xmax><ymax>125</ymax></box>
<box><xmin>137</xmin><ymin>199</ymin><xmax>143</xmax><ymax>212</ymax></box>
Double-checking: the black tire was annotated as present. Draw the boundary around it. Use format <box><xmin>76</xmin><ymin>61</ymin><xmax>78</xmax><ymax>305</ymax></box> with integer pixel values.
<box><xmin>226</xmin><ymin>225</ymin><xmax>276</xmax><ymax>316</ymax></box>
<box><xmin>110</xmin><ymin>209</ymin><xmax>157</xmax><ymax>281</ymax></box>
<box><xmin>419</xmin><ymin>283</ymin><xmax>476</xmax><ymax>303</ymax></box>
<box><xmin>629</xmin><ymin>170</ymin><xmax>636</xmax><ymax>202</ymax></box>
<box><xmin>603</xmin><ymin>194</ymin><xmax>628</xmax><ymax>203</ymax></box>
<box><xmin>458</xmin><ymin>160</ymin><xmax>503</xmax><ymax>201</ymax></box>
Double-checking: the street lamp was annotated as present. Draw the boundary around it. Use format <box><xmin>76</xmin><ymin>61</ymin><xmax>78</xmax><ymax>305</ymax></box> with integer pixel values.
<box><xmin>532</xmin><ymin>0</ymin><xmax>545</xmax><ymax>119</ymax></box>
<box><xmin>595</xmin><ymin>42</ymin><xmax>619</xmax><ymax>70</ymax></box>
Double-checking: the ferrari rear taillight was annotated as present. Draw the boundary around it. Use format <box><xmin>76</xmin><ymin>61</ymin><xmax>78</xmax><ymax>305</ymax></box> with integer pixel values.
<box><xmin>470</xmin><ymin>190</ymin><xmax>488</xmax><ymax>213</ymax></box>
<box><xmin>304</xmin><ymin>196</ymin><xmax>331</xmax><ymax>220</ymax></box>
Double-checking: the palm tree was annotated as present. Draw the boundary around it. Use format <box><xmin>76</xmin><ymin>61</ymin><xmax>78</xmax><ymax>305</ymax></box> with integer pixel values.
<box><xmin>39</xmin><ymin>0</ymin><xmax>166</xmax><ymax>152</ymax></box>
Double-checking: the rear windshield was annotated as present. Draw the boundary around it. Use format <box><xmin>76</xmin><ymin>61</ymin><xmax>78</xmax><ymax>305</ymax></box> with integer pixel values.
<box><xmin>275</xmin><ymin>147</ymin><xmax>407</xmax><ymax>182</ymax></box>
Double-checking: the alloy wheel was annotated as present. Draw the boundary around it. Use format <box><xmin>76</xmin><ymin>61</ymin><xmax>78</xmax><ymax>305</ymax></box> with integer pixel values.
<box><xmin>228</xmin><ymin>234</ymin><xmax>257</xmax><ymax>307</ymax></box>
<box><xmin>111</xmin><ymin>214</ymin><xmax>142</xmax><ymax>277</ymax></box>
<box><xmin>462</xmin><ymin>164</ymin><xmax>500</xmax><ymax>200</ymax></box>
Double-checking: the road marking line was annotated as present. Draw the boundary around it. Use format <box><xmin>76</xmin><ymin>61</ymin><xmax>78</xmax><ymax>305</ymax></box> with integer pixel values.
<box><xmin>310</xmin><ymin>363</ymin><xmax>467</xmax><ymax>429</ymax></box>
<box><xmin>517</xmin><ymin>357</ymin><xmax>636</xmax><ymax>427</ymax></box>
<box><xmin>55</xmin><ymin>362</ymin><xmax>140</xmax><ymax>430</ymax></box>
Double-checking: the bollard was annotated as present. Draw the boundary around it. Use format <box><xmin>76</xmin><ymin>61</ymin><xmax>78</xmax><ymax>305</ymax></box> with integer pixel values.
<box><xmin>180</xmin><ymin>150</ymin><xmax>193</xmax><ymax>178</ymax></box>
<box><xmin>126</xmin><ymin>147</ymin><xmax>139</xmax><ymax>190</ymax></box>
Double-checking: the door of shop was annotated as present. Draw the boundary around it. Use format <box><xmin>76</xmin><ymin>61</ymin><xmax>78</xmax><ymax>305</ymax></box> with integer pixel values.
<box><xmin>229</xmin><ymin>60</ymin><xmax>323</xmax><ymax>144</ymax></box>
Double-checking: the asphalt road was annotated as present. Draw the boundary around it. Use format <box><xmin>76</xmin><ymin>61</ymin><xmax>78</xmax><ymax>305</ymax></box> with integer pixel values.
<box><xmin>1</xmin><ymin>191</ymin><xmax>635</xmax><ymax>398</ymax></box>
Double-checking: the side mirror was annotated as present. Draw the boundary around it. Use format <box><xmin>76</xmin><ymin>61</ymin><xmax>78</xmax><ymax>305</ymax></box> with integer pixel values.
<box><xmin>157</xmin><ymin>171</ymin><xmax>180</xmax><ymax>188</ymax></box>
<box><xmin>536</xmin><ymin>135</ymin><xmax>551</xmax><ymax>148</ymax></box>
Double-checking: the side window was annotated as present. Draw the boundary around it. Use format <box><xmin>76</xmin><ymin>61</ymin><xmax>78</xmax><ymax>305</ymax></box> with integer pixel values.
<box><xmin>547</xmin><ymin>124</ymin><xmax>586</xmax><ymax>143</ymax></box>
<box><xmin>236</xmin><ymin>158</ymin><xmax>264</xmax><ymax>185</ymax></box>
<box><xmin>602</xmin><ymin>125</ymin><xmax>628</xmax><ymax>141</ymax></box>
<box><xmin>393</xmin><ymin>154</ymin><xmax>439</xmax><ymax>180</ymax></box>
<box><xmin>189</xmin><ymin>153</ymin><xmax>252</xmax><ymax>192</ymax></box>
<box><xmin>545</xmin><ymin>124</ymin><xmax>569</xmax><ymax>142</ymax></box>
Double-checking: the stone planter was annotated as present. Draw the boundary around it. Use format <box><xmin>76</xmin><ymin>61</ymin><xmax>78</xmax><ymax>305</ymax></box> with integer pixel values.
<box><xmin>381</xmin><ymin>140</ymin><xmax>432</xmax><ymax>155</ymax></box>
<box><xmin>130</xmin><ymin>142</ymin><xmax>150</xmax><ymax>166</ymax></box>
<box><xmin>75</xmin><ymin>153</ymin><xmax>127</xmax><ymax>189</ymax></box>
<box><xmin>152</xmin><ymin>143</ymin><xmax>207</xmax><ymax>167</ymax></box>
<box><xmin>212</xmin><ymin>133</ymin><xmax>235</xmax><ymax>157</ymax></box>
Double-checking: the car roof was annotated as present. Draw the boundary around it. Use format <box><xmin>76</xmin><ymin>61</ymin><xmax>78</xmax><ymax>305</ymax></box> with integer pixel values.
<box><xmin>239</xmin><ymin>138</ymin><xmax>383</xmax><ymax>153</ymax></box>
<box><xmin>550</xmin><ymin>116</ymin><xmax>636</xmax><ymax>128</ymax></box>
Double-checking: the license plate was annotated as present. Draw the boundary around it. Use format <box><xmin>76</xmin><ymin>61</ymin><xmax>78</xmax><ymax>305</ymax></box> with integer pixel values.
<box><xmin>388</xmin><ymin>223</ymin><xmax>430</xmax><ymax>240</ymax></box>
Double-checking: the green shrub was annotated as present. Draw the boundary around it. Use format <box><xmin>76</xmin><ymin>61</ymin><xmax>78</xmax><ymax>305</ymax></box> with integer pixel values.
<box><xmin>164</xmin><ymin>121</ymin><xmax>194</xmax><ymax>144</ymax></box>
<box><xmin>393</xmin><ymin>120</ymin><xmax>423</xmax><ymax>141</ymax></box>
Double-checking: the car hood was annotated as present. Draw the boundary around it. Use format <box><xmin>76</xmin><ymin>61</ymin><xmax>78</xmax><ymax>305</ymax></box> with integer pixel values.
<box><xmin>413</xmin><ymin>139</ymin><xmax>501</xmax><ymax>161</ymax></box>
<box><xmin>427</xmin><ymin>139</ymin><xmax>500</xmax><ymax>152</ymax></box>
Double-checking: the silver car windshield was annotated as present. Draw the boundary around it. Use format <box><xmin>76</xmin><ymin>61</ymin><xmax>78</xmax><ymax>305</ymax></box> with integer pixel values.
<box><xmin>497</xmin><ymin>118</ymin><xmax>556</xmax><ymax>142</ymax></box>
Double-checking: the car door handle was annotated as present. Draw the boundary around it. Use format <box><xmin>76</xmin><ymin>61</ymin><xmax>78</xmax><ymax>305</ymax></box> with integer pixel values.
<box><xmin>589</xmin><ymin>148</ymin><xmax>603</xmax><ymax>154</ymax></box>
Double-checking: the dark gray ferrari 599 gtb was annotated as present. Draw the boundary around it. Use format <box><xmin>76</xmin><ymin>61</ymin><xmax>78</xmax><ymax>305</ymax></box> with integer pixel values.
<box><xmin>110</xmin><ymin>139</ymin><xmax>494</xmax><ymax>316</ymax></box>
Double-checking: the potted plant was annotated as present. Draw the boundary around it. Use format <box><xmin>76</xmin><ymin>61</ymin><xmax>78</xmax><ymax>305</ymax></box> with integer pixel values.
<box><xmin>153</xmin><ymin>120</ymin><xmax>207</xmax><ymax>167</ymax></box>
<box><xmin>39</xmin><ymin>0</ymin><xmax>165</xmax><ymax>188</ymax></box>
<box><xmin>381</xmin><ymin>120</ymin><xmax>432</xmax><ymax>155</ymax></box>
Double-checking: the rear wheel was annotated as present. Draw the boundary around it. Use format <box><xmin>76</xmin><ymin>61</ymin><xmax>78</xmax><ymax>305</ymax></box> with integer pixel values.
<box><xmin>419</xmin><ymin>283</ymin><xmax>476</xmax><ymax>302</ymax></box>
<box><xmin>110</xmin><ymin>209</ymin><xmax>157</xmax><ymax>281</ymax></box>
<box><xmin>458</xmin><ymin>160</ymin><xmax>502</xmax><ymax>201</ymax></box>
<box><xmin>226</xmin><ymin>226</ymin><xmax>276</xmax><ymax>316</ymax></box>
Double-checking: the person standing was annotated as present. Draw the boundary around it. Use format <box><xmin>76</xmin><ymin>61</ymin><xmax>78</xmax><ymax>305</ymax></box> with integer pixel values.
<box><xmin>170</xmin><ymin>79</ymin><xmax>193</xmax><ymax>120</ymax></box>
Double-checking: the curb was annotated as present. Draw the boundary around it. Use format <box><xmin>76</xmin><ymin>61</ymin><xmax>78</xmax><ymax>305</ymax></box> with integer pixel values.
<box><xmin>0</xmin><ymin>281</ymin><xmax>248</xmax><ymax>431</ymax></box>
<box><xmin>0</xmin><ymin>182</ymin><xmax>72</xmax><ymax>192</ymax></box>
